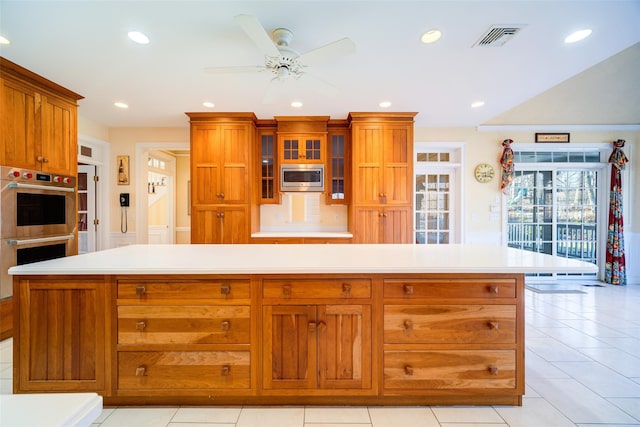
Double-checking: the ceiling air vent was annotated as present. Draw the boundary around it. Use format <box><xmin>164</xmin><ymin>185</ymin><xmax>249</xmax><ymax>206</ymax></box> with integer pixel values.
<box><xmin>474</xmin><ymin>25</ymin><xmax>525</xmax><ymax>47</ymax></box>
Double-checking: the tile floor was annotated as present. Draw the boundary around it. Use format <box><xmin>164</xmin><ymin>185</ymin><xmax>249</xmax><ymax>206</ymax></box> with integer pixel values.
<box><xmin>1</xmin><ymin>281</ymin><xmax>639</xmax><ymax>426</ymax></box>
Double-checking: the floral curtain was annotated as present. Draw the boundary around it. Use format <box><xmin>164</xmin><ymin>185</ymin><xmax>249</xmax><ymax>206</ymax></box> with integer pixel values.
<box><xmin>605</xmin><ymin>139</ymin><xmax>628</xmax><ymax>285</ymax></box>
<box><xmin>500</xmin><ymin>138</ymin><xmax>515</xmax><ymax>193</ymax></box>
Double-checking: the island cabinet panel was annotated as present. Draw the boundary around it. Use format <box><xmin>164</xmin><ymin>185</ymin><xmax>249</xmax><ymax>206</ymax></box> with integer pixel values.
<box><xmin>115</xmin><ymin>276</ymin><xmax>254</xmax><ymax>397</ymax></box>
<box><xmin>381</xmin><ymin>275</ymin><xmax>524</xmax><ymax>404</ymax></box>
<box><xmin>13</xmin><ymin>276</ymin><xmax>108</xmax><ymax>393</ymax></box>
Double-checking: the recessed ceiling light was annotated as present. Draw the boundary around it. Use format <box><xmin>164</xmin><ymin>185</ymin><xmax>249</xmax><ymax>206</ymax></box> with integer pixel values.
<box><xmin>128</xmin><ymin>31</ymin><xmax>150</xmax><ymax>44</ymax></box>
<box><xmin>202</xmin><ymin>101</ymin><xmax>215</xmax><ymax>108</ymax></box>
<box><xmin>564</xmin><ymin>29</ymin><xmax>592</xmax><ymax>43</ymax></box>
<box><xmin>471</xmin><ymin>101</ymin><xmax>485</xmax><ymax>108</ymax></box>
<box><xmin>291</xmin><ymin>101</ymin><xmax>303</xmax><ymax>108</ymax></box>
<box><xmin>379</xmin><ymin>101</ymin><xmax>392</xmax><ymax>108</ymax></box>
<box><xmin>421</xmin><ymin>29</ymin><xmax>442</xmax><ymax>44</ymax></box>
<box><xmin>114</xmin><ymin>101</ymin><xmax>129</xmax><ymax>109</ymax></box>
<box><xmin>0</xmin><ymin>36</ymin><xmax>10</xmax><ymax>45</ymax></box>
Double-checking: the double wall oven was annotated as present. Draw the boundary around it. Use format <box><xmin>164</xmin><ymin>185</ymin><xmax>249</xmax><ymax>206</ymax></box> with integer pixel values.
<box><xmin>1</xmin><ymin>165</ymin><xmax>77</xmax><ymax>298</ymax></box>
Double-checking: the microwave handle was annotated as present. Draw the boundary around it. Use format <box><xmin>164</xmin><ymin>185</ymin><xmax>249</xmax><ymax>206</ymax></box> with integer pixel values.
<box><xmin>7</xmin><ymin>182</ymin><xmax>75</xmax><ymax>193</ymax></box>
<box><xmin>6</xmin><ymin>234</ymin><xmax>75</xmax><ymax>246</ymax></box>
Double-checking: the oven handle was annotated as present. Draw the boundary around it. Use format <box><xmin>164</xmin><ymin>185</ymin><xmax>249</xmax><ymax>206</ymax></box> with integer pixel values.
<box><xmin>6</xmin><ymin>182</ymin><xmax>75</xmax><ymax>193</ymax></box>
<box><xmin>6</xmin><ymin>234</ymin><xmax>75</xmax><ymax>246</ymax></box>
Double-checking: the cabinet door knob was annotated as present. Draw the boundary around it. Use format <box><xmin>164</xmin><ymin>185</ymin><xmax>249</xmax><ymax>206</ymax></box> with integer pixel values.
<box><xmin>342</xmin><ymin>283</ymin><xmax>352</xmax><ymax>295</ymax></box>
<box><xmin>403</xmin><ymin>284</ymin><xmax>414</xmax><ymax>296</ymax></box>
<box><xmin>403</xmin><ymin>319</ymin><xmax>413</xmax><ymax>330</ymax></box>
<box><xmin>488</xmin><ymin>321</ymin><xmax>499</xmax><ymax>330</ymax></box>
<box><xmin>489</xmin><ymin>285</ymin><xmax>499</xmax><ymax>294</ymax></box>
<box><xmin>488</xmin><ymin>365</ymin><xmax>499</xmax><ymax>375</ymax></box>
<box><xmin>221</xmin><ymin>320</ymin><xmax>230</xmax><ymax>332</ymax></box>
<box><xmin>221</xmin><ymin>365</ymin><xmax>230</xmax><ymax>376</ymax></box>
<box><xmin>219</xmin><ymin>193</ymin><xmax>225</xmax><ymax>199</ymax></box>
<box><xmin>378</xmin><ymin>211</ymin><xmax>384</xmax><ymax>217</ymax></box>
<box><xmin>135</xmin><ymin>366</ymin><xmax>147</xmax><ymax>377</ymax></box>
<box><xmin>219</xmin><ymin>212</ymin><xmax>225</xmax><ymax>218</ymax></box>
<box><xmin>135</xmin><ymin>321</ymin><xmax>146</xmax><ymax>331</ymax></box>
<box><xmin>404</xmin><ymin>365</ymin><xmax>414</xmax><ymax>376</ymax></box>
<box><xmin>135</xmin><ymin>285</ymin><xmax>146</xmax><ymax>296</ymax></box>
<box><xmin>220</xmin><ymin>284</ymin><xmax>231</xmax><ymax>296</ymax></box>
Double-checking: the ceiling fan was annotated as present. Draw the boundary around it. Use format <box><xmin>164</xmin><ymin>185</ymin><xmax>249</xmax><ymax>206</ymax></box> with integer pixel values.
<box><xmin>205</xmin><ymin>14</ymin><xmax>355</xmax><ymax>103</ymax></box>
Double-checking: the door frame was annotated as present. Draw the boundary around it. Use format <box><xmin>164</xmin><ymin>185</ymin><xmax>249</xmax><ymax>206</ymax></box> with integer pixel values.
<box><xmin>78</xmin><ymin>135</ymin><xmax>109</xmax><ymax>251</ymax></box>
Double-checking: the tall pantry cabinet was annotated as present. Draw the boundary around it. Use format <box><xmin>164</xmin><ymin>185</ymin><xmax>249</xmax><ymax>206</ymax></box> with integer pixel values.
<box><xmin>187</xmin><ymin>113</ymin><xmax>256</xmax><ymax>244</ymax></box>
<box><xmin>349</xmin><ymin>113</ymin><xmax>417</xmax><ymax>244</ymax></box>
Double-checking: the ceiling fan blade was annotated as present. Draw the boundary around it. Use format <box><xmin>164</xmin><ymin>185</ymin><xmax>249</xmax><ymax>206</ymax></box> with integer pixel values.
<box><xmin>299</xmin><ymin>73</ymin><xmax>340</xmax><ymax>98</ymax></box>
<box><xmin>262</xmin><ymin>78</ymin><xmax>285</xmax><ymax>104</ymax></box>
<box><xmin>234</xmin><ymin>14</ymin><xmax>280</xmax><ymax>58</ymax></box>
<box><xmin>204</xmin><ymin>65</ymin><xmax>267</xmax><ymax>74</ymax></box>
<box><xmin>298</xmin><ymin>38</ymin><xmax>355</xmax><ymax>66</ymax></box>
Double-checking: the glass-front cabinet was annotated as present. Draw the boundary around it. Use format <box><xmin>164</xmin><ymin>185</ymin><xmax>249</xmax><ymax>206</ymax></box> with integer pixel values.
<box><xmin>258</xmin><ymin>128</ymin><xmax>279</xmax><ymax>204</ymax></box>
<box><xmin>326</xmin><ymin>126</ymin><xmax>349</xmax><ymax>205</ymax></box>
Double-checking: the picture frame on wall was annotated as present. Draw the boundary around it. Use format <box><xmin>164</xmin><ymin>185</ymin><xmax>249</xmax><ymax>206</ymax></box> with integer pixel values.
<box><xmin>535</xmin><ymin>132</ymin><xmax>570</xmax><ymax>143</ymax></box>
<box><xmin>117</xmin><ymin>155</ymin><xmax>130</xmax><ymax>185</ymax></box>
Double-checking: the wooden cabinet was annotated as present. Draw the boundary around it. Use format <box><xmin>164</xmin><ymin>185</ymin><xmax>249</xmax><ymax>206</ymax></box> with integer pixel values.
<box><xmin>115</xmin><ymin>278</ymin><xmax>253</xmax><ymax>395</ymax></box>
<box><xmin>382</xmin><ymin>277</ymin><xmax>524</xmax><ymax>402</ymax></box>
<box><xmin>187</xmin><ymin>113</ymin><xmax>255</xmax><ymax>243</ymax></box>
<box><xmin>326</xmin><ymin>122</ymin><xmax>350</xmax><ymax>205</ymax></box>
<box><xmin>279</xmin><ymin>134</ymin><xmax>324</xmax><ymax>163</ymax></box>
<box><xmin>257</xmin><ymin>125</ymin><xmax>279</xmax><ymax>204</ymax></box>
<box><xmin>13</xmin><ymin>276</ymin><xmax>108</xmax><ymax>393</ymax></box>
<box><xmin>0</xmin><ymin>57</ymin><xmax>82</xmax><ymax>176</ymax></box>
<box><xmin>262</xmin><ymin>278</ymin><xmax>372</xmax><ymax>393</ymax></box>
<box><xmin>349</xmin><ymin>113</ymin><xmax>416</xmax><ymax>243</ymax></box>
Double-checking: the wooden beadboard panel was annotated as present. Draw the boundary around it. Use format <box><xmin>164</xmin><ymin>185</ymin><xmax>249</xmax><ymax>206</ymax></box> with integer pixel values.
<box><xmin>0</xmin><ymin>297</ymin><xmax>12</xmax><ymax>340</ymax></box>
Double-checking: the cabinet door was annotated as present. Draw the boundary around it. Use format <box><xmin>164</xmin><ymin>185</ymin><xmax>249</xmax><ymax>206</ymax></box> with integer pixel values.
<box><xmin>352</xmin><ymin>125</ymin><xmax>384</xmax><ymax>204</ymax></box>
<box><xmin>326</xmin><ymin>130</ymin><xmax>349</xmax><ymax>205</ymax></box>
<box><xmin>279</xmin><ymin>134</ymin><xmax>324</xmax><ymax>164</ymax></box>
<box><xmin>353</xmin><ymin>207</ymin><xmax>383</xmax><ymax>244</ymax></box>
<box><xmin>219</xmin><ymin>125</ymin><xmax>250</xmax><ymax>204</ymax></box>
<box><xmin>191</xmin><ymin>125</ymin><xmax>222</xmax><ymax>204</ymax></box>
<box><xmin>0</xmin><ymin>78</ymin><xmax>39</xmax><ymax>169</ymax></box>
<box><xmin>263</xmin><ymin>305</ymin><xmax>317</xmax><ymax>389</ymax></box>
<box><xmin>318</xmin><ymin>305</ymin><xmax>371</xmax><ymax>389</ymax></box>
<box><xmin>382</xmin><ymin>124</ymin><xmax>411</xmax><ymax>205</ymax></box>
<box><xmin>380</xmin><ymin>206</ymin><xmax>412</xmax><ymax>244</ymax></box>
<box><xmin>191</xmin><ymin>206</ymin><xmax>248</xmax><ymax>244</ymax></box>
<box><xmin>15</xmin><ymin>277</ymin><xmax>107</xmax><ymax>392</ymax></box>
<box><xmin>40</xmin><ymin>94</ymin><xmax>77</xmax><ymax>175</ymax></box>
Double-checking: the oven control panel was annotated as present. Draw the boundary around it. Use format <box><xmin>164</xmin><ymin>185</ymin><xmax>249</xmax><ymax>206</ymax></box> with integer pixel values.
<box><xmin>2</xmin><ymin>166</ymin><xmax>76</xmax><ymax>188</ymax></box>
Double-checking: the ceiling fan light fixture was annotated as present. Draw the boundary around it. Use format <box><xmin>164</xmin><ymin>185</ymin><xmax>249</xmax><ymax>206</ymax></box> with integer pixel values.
<box><xmin>564</xmin><ymin>29</ymin><xmax>592</xmax><ymax>43</ymax></box>
<box><xmin>421</xmin><ymin>29</ymin><xmax>442</xmax><ymax>44</ymax></box>
<box><xmin>128</xmin><ymin>31</ymin><xmax>150</xmax><ymax>45</ymax></box>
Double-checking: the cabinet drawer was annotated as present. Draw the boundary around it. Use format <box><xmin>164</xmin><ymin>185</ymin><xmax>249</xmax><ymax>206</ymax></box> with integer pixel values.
<box><xmin>384</xmin><ymin>350</ymin><xmax>516</xmax><ymax>390</ymax></box>
<box><xmin>384</xmin><ymin>305</ymin><xmax>516</xmax><ymax>344</ymax></box>
<box><xmin>263</xmin><ymin>279</ymin><xmax>371</xmax><ymax>299</ymax></box>
<box><xmin>118</xmin><ymin>351</ymin><xmax>250</xmax><ymax>390</ymax></box>
<box><xmin>117</xmin><ymin>280</ymin><xmax>250</xmax><ymax>300</ymax></box>
<box><xmin>384</xmin><ymin>279</ymin><xmax>516</xmax><ymax>299</ymax></box>
<box><xmin>118</xmin><ymin>305</ymin><xmax>250</xmax><ymax>344</ymax></box>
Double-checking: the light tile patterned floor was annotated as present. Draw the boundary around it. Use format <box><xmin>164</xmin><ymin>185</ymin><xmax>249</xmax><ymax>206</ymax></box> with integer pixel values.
<box><xmin>1</xmin><ymin>281</ymin><xmax>639</xmax><ymax>426</ymax></box>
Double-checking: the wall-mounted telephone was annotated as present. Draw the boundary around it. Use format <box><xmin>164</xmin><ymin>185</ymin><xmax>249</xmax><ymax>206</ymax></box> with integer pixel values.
<box><xmin>119</xmin><ymin>193</ymin><xmax>129</xmax><ymax>233</ymax></box>
<box><xmin>119</xmin><ymin>193</ymin><xmax>130</xmax><ymax>207</ymax></box>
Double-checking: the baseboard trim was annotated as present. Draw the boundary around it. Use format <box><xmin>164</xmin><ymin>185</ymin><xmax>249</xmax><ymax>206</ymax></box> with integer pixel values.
<box><xmin>0</xmin><ymin>296</ymin><xmax>13</xmax><ymax>340</ymax></box>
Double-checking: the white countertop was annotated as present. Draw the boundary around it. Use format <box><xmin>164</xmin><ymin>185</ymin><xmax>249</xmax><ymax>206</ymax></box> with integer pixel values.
<box><xmin>9</xmin><ymin>244</ymin><xmax>598</xmax><ymax>275</ymax></box>
<box><xmin>0</xmin><ymin>393</ymin><xmax>102</xmax><ymax>427</ymax></box>
<box><xmin>251</xmin><ymin>232</ymin><xmax>353</xmax><ymax>238</ymax></box>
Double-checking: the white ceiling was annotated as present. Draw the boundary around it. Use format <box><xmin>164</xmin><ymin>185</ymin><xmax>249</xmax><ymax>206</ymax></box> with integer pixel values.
<box><xmin>1</xmin><ymin>1</ymin><xmax>639</xmax><ymax>128</ymax></box>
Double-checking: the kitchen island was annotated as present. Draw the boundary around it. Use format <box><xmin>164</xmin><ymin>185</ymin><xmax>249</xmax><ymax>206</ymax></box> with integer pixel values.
<box><xmin>10</xmin><ymin>244</ymin><xmax>597</xmax><ymax>406</ymax></box>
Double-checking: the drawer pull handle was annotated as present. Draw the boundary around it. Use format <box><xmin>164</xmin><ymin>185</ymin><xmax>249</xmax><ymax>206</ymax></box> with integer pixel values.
<box><xmin>135</xmin><ymin>285</ymin><xmax>146</xmax><ymax>296</ymax></box>
<box><xmin>404</xmin><ymin>365</ymin><xmax>414</xmax><ymax>376</ymax></box>
<box><xmin>221</xmin><ymin>365</ymin><xmax>230</xmax><ymax>376</ymax></box>
<box><xmin>135</xmin><ymin>366</ymin><xmax>146</xmax><ymax>377</ymax></box>
<box><xmin>488</xmin><ymin>321</ymin><xmax>499</xmax><ymax>330</ymax></box>
<box><xmin>221</xmin><ymin>320</ymin><xmax>230</xmax><ymax>332</ymax></box>
<box><xmin>403</xmin><ymin>284</ymin><xmax>414</xmax><ymax>296</ymax></box>
<box><xmin>220</xmin><ymin>284</ymin><xmax>231</xmax><ymax>296</ymax></box>
<box><xmin>489</xmin><ymin>285</ymin><xmax>499</xmax><ymax>294</ymax></box>
<box><xmin>135</xmin><ymin>321</ymin><xmax>146</xmax><ymax>331</ymax></box>
<box><xmin>282</xmin><ymin>284</ymin><xmax>292</xmax><ymax>297</ymax></box>
<box><xmin>342</xmin><ymin>283</ymin><xmax>352</xmax><ymax>295</ymax></box>
<box><xmin>488</xmin><ymin>365</ymin><xmax>499</xmax><ymax>375</ymax></box>
<box><xmin>403</xmin><ymin>320</ymin><xmax>413</xmax><ymax>330</ymax></box>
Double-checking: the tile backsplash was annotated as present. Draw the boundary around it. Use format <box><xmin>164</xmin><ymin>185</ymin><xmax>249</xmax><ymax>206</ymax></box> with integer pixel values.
<box><xmin>260</xmin><ymin>193</ymin><xmax>348</xmax><ymax>232</ymax></box>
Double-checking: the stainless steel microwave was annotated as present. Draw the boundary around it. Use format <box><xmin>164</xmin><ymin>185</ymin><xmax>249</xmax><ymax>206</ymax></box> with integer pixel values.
<box><xmin>280</xmin><ymin>164</ymin><xmax>324</xmax><ymax>192</ymax></box>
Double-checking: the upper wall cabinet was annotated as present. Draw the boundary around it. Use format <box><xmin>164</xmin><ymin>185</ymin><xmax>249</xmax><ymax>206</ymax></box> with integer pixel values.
<box><xmin>275</xmin><ymin>116</ymin><xmax>329</xmax><ymax>164</ymax></box>
<box><xmin>0</xmin><ymin>57</ymin><xmax>83</xmax><ymax>176</ymax></box>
